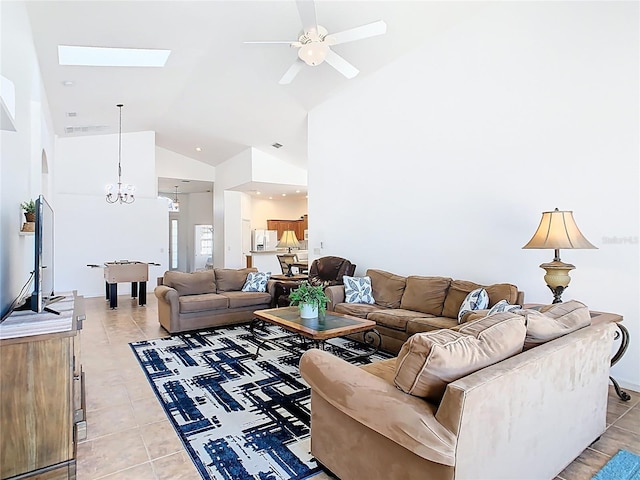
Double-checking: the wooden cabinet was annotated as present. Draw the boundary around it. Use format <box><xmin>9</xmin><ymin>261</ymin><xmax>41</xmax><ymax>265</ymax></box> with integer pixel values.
<box><xmin>0</xmin><ymin>294</ymin><xmax>86</xmax><ymax>480</ymax></box>
<box><xmin>268</xmin><ymin>215</ymin><xmax>308</xmax><ymax>241</ymax></box>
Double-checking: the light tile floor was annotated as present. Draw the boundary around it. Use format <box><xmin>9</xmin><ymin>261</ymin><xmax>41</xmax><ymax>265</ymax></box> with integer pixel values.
<box><xmin>77</xmin><ymin>295</ymin><xmax>639</xmax><ymax>480</ymax></box>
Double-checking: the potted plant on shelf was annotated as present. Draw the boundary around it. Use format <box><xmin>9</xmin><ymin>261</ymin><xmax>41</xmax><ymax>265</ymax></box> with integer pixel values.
<box><xmin>289</xmin><ymin>281</ymin><xmax>329</xmax><ymax>319</ymax></box>
<box><xmin>21</xmin><ymin>199</ymin><xmax>36</xmax><ymax>223</ymax></box>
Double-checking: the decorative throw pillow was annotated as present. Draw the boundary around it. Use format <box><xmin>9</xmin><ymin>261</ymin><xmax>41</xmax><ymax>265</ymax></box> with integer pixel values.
<box><xmin>458</xmin><ymin>288</ymin><xmax>489</xmax><ymax>323</ymax></box>
<box><xmin>343</xmin><ymin>276</ymin><xmax>375</xmax><ymax>304</ymax></box>
<box><xmin>518</xmin><ymin>300</ymin><xmax>591</xmax><ymax>350</ymax></box>
<box><xmin>486</xmin><ymin>299</ymin><xmax>522</xmax><ymax>316</ymax></box>
<box><xmin>241</xmin><ymin>272</ymin><xmax>271</xmax><ymax>292</ymax></box>
<box><xmin>394</xmin><ymin>312</ymin><xmax>526</xmax><ymax>403</ymax></box>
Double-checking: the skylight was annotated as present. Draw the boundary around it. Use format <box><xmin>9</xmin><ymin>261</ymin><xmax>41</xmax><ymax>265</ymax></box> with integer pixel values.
<box><xmin>58</xmin><ymin>45</ymin><xmax>171</xmax><ymax>67</ymax></box>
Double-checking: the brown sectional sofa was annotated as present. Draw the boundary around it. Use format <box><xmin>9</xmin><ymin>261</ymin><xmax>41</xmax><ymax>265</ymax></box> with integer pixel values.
<box><xmin>154</xmin><ymin>268</ymin><xmax>275</xmax><ymax>333</ymax></box>
<box><xmin>325</xmin><ymin>269</ymin><xmax>524</xmax><ymax>354</ymax></box>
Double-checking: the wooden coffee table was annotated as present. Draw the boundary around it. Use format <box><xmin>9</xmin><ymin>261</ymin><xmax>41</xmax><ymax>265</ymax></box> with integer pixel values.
<box><xmin>251</xmin><ymin>306</ymin><xmax>381</xmax><ymax>360</ymax></box>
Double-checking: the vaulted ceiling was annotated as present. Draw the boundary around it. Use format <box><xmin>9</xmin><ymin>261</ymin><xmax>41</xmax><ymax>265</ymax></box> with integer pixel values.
<box><xmin>25</xmin><ymin>1</ymin><xmax>486</xmax><ymax>170</ymax></box>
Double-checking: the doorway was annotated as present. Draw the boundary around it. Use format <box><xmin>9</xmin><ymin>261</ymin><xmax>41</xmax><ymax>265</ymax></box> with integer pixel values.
<box><xmin>194</xmin><ymin>225</ymin><xmax>213</xmax><ymax>270</ymax></box>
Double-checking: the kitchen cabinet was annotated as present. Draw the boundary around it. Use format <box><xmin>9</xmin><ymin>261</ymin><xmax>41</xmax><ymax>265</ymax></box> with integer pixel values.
<box><xmin>267</xmin><ymin>215</ymin><xmax>308</xmax><ymax>241</ymax></box>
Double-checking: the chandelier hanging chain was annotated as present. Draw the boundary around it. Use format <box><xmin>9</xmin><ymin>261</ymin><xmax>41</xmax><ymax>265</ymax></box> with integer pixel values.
<box><xmin>106</xmin><ymin>103</ymin><xmax>135</xmax><ymax>204</ymax></box>
<box><xmin>117</xmin><ymin>104</ymin><xmax>122</xmax><ymax>185</ymax></box>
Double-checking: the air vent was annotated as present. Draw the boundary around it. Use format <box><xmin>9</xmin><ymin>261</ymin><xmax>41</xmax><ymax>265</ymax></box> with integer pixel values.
<box><xmin>66</xmin><ymin>112</ymin><xmax>77</xmax><ymax>117</ymax></box>
<box><xmin>271</xmin><ymin>142</ymin><xmax>283</xmax><ymax>149</ymax></box>
<box><xmin>64</xmin><ymin>125</ymin><xmax>108</xmax><ymax>134</ymax></box>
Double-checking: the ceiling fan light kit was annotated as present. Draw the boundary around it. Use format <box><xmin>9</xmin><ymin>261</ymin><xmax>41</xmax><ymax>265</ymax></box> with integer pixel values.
<box><xmin>245</xmin><ymin>0</ymin><xmax>387</xmax><ymax>84</ymax></box>
<box><xmin>298</xmin><ymin>41</ymin><xmax>328</xmax><ymax>66</ymax></box>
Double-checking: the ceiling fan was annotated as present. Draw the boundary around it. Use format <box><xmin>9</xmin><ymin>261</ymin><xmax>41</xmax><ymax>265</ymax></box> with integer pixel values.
<box><xmin>245</xmin><ymin>0</ymin><xmax>387</xmax><ymax>84</ymax></box>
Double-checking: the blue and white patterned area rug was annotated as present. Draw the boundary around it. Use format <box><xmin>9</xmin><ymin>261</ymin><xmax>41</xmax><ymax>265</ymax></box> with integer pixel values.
<box><xmin>592</xmin><ymin>449</ymin><xmax>640</xmax><ymax>480</ymax></box>
<box><xmin>129</xmin><ymin>323</ymin><xmax>391</xmax><ymax>480</ymax></box>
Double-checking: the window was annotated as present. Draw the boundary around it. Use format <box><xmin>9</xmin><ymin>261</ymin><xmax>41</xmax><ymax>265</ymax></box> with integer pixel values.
<box><xmin>170</xmin><ymin>219</ymin><xmax>178</xmax><ymax>270</ymax></box>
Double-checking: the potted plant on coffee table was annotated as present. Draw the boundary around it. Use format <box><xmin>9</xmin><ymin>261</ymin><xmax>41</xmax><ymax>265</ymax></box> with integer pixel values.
<box><xmin>289</xmin><ymin>281</ymin><xmax>329</xmax><ymax>319</ymax></box>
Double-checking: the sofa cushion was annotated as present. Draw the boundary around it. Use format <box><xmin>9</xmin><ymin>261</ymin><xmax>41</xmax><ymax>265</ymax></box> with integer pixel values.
<box><xmin>366</xmin><ymin>269</ymin><xmax>407</xmax><ymax>308</ymax></box>
<box><xmin>242</xmin><ymin>271</ymin><xmax>271</xmax><ymax>292</ymax></box>
<box><xmin>442</xmin><ymin>280</ymin><xmax>519</xmax><ymax>319</ymax></box>
<box><xmin>519</xmin><ymin>300</ymin><xmax>591</xmax><ymax>350</ymax></box>
<box><xmin>344</xmin><ymin>276</ymin><xmax>375</xmax><ymax>304</ymax></box>
<box><xmin>367</xmin><ymin>309</ymin><xmax>427</xmax><ymax>332</ymax></box>
<box><xmin>215</xmin><ymin>268</ymin><xmax>257</xmax><ymax>292</ymax></box>
<box><xmin>164</xmin><ymin>271</ymin><xmax>216</xmax><ymax>296</ymax></box>
<box><xmin>179</xmin><ymin>293</ymin><xmax>228</xmax><ymax>313</ymax></box>
<box><xmin>394</xmin><ymin>312</ymin><xmax>526</xmax><ymax>403</ymax></box>
<box><xmin>458</xmin><ymin>288</ymin><xmax>489</xmax><ymax>323</ymax></box>
<box><xmin>221</xmin><ymin>291</ymin><xmax>272</xmax><ymax>309</ymax></box>
<box><xmin>485</xmin><ymin>283</ymin><xmax>519</xmax><ymax>307</ymax></box>
<box><xmin>406</xmin><ymin>317</ymin><xmax>459</xmax><ymax>335</ymax></box>
<box><xmin>400</xmin><ymin>276</ymin><xmax>451</xmax><ymax>316</ymax></box>
<box><xmin>360</xmin><ymin>357</ymin><xmax>397</xmax><ymax>384</ymax></box>
<box><xmin>334</xmin><ymin>303</ymin><xmax>385</xmax><ymax>319</ymax></box>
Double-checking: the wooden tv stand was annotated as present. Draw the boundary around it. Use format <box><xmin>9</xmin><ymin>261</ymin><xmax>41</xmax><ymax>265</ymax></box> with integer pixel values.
<box><xmin>0</xmin><ymin>292</ymin><xmax>86</xmax><ymax>480</ymax></box>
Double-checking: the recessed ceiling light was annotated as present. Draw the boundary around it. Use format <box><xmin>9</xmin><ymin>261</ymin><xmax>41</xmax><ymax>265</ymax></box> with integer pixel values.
<box><xmin>62</xmin><ymin>80</ymin><xmax>74</xmax><ymax>87</ymax></box>
<box><xmin>195</xmin><ymin>147</ymin><xmax>202</xmax><ymax>152</ymax></box>
<box><xmin>256</xmin><ymin>191</ymin><xmax>261</xmax><ymax>195</ymax></box>
<box><xmin>282</xmin><ymin>193</ymin><xmax>287</xmax><ymax>197</ymax></box>
<box><xmin>295</xmin><ymin>190</ymin><xmax>300</xmax><ymax>193</ymax></box>
<box><xmin>58</xmin><ymin>45</ymin><xmax>171</xmax><ymax>67</ymax></box>
<box><xmin>269</xmin><ymin>196</ymin><xmax>273</xmax><ymax>200</ymax></box>
<box><xmin>271</xmin><ymin>142</ymin><xmax>283</xmax><ymax>149</ymax></box>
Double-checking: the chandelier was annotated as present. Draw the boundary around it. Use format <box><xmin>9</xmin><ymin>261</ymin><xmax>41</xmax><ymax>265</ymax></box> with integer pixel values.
<box><xmin>106</xmin><ymin>104</ymin><xmax>135</xmax><ymax>204</ymax></box>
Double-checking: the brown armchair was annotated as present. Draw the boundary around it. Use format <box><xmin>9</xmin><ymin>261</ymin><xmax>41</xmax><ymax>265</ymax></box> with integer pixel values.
<box><xmin>308</xmin><ymin>256</ymin><xmax>356</xmax><ymax>287</ymax></box>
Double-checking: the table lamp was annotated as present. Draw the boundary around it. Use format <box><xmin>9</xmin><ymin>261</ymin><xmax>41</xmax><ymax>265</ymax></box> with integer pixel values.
<box><xmin>522</xmin><ymin>208</ymin><xmax>597</xmax><ymax>303</ymax></box>
<box><xmin>277</xmin><ymin>230</ymin><xmax>300</xmax><ymax>253</ymax></box>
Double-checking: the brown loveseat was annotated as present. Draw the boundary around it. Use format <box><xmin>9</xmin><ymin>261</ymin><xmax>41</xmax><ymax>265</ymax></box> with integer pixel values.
<box><xmin>325</xmin><ymin>269</ymin><xmax>524</xmax><ymax>354</ymax></box>
<box><xmin>154</xmin><ymin>268</ymin><xmax>275</xmax><ymax>333</ymax></box>
<box><xmin>300</xmin><ymin>302</ymin><xmax>615</xmax><ymax>480</ymax></box>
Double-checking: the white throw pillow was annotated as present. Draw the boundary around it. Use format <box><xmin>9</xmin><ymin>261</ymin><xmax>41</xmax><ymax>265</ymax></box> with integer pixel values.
<box><xmin>486</xmin><ymin>299</ymin><xmax>522</xmax><ymax>316</ymax></box>
<box><xmin>458</xmin><ymin>287</ymin><xmax>489</xmax><ymax>323</ymax></box>
<box><xmin>343</xmin><ymin>276</ymin><xmax>375</xmax><ymax>304</ymax></box>
<box><xmin>242</xmin><ymin>272</ymin><xmax>271</xmax><ymax>292</ymax></box>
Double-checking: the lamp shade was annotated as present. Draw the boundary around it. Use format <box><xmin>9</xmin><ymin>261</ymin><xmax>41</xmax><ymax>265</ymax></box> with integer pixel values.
<box><xmin>277</xmin><ymin>230</ymin><xmax>300</xmax><ymax>250</ymax></box>
<box><xmin>523</xmin><ymin>208</ymin><xmax>597</xmax><ymax>250</ymax></box>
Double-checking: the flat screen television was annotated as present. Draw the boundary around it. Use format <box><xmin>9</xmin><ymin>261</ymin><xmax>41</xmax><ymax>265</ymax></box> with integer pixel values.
<box><xmin>30</xmin><ymin>194</ymin><xmax>61</xmax><ymax>313</ymax></box>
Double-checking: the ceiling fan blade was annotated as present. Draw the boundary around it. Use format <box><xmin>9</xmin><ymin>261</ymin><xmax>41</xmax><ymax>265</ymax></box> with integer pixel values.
<box><xmin>324</xmin><ymin>49</ymin><xmax>359</xmax><ymax>79</ymax></box>
<box><xmin>279</xmin><ymin>60</ymin><xmax>305</xmax><ymax>84</ymax></box>
<box><xmin>324</xmin><ymin>20</ymin><xmax>387</xmax><ymax>46</ymax></box>
<box><xmin>296</xmin><ymin>0</ymin><xmax>318</xmax><ymax>34</ymax></box>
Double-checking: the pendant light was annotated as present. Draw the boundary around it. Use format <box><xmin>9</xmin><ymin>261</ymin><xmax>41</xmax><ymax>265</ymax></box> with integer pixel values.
<box><xmin>172</xmin><ymin>186</ymin><xmax>180</xmax><ymax>211</ymax></box>
<box><xmin>106</xmin><ymin>104</ymin><xmax>135</xmax><ymax>204</ymax></box>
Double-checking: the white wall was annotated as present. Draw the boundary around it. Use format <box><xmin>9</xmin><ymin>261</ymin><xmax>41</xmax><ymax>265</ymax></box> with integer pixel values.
<box><xmin>250</xmin><ymin>197</ymin><xmax>307</xmax><ymax>230</ymax></box>
<box><xmin>156</xmin><ymin>146</ymin><xmax>216</xmax><ymax>182</ymax></box>
<box><xmin>213</xmin><ymin>149</ymin><xmax>253</xmax><ymax>268</ymax></box>
<box><xmin>309</xmin><ymin>2</ymin><xmax>639</xmax><ymax>389</ymax></box>
<box><xmin>0</xmin><ymin>2</ymin><xmax>55</xmax><ymax>316</ymax></box>
<box><xmin>55</xmin><ymin>133</ymin><xmax>168</xmax><ymax>297</ymax></box>
<box><xmin>251</xmin><ymin>148</ymin><xmax>307</xmax><ymax>185</ymax></box>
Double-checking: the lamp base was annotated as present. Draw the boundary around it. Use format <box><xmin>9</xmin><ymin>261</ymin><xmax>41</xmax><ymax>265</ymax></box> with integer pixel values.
<box><xmin>546</xmin><ymin>284</ymin><xmax>567</xmax><ymax>304</ymax></box>
<box><xmin>285</xmin><ymin>264</ymin><xmax>294</xmax><ymax>277</ymax></box>
<box><xmin>540</xmin><ymin>260</ymin><xmax>575</xmax><ymax>304</ymax></box>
